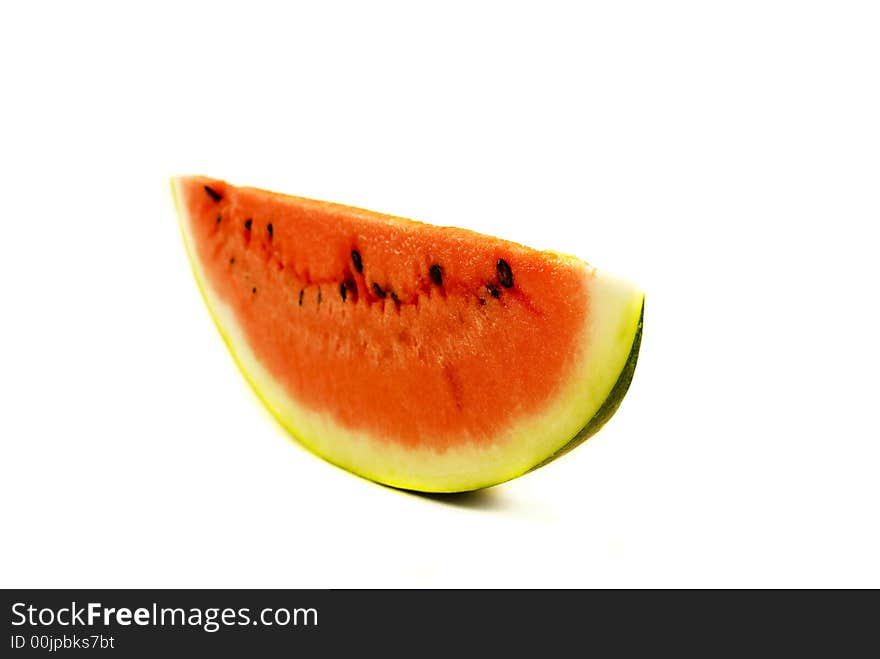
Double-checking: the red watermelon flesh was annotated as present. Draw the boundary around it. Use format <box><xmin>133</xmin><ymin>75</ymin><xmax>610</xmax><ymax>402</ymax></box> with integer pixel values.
<box><xmin>173</xmin><ymin>176</ymin><xmax>644</xmax><ymax>492</ymax></box>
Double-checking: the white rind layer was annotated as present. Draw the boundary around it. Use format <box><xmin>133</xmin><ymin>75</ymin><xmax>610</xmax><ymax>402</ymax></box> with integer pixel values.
<box><xmin>174</xmin><ymin>178</ymin><xmax>644</xmax><ymax>492</ymax></box>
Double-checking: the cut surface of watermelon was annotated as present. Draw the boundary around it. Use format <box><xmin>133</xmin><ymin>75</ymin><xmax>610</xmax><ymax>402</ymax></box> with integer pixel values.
<box><xmin>173</xmin><ymin>176</ymin><xmax>644</xmax><ymax>492</ymax></box>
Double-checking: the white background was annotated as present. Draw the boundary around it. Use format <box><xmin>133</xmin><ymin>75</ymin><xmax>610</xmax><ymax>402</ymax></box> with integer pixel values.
<box><xmin>1</xmin><ymin>1</ymin><xmax>878</xmax><ymax>588</ymax></box>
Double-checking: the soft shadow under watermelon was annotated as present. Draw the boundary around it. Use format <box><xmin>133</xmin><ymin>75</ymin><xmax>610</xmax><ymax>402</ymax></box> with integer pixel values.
<box><xmin>390</xmin><ymin>486</ymin><xmax>509</xmax><ymax>512</ymax></box>
<box><xmin>397</xmin><ymin>488</ymin><xmax>558</xmax><ymax>521</ymax></box>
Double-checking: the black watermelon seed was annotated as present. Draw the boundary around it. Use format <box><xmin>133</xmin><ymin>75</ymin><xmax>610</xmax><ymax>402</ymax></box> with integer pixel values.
<box><xmin>429</xmin><ymin>264</ymin><xmax>443</xmax><ymax>286</ymax></box>
<box><xmin>487</xmin><ymin>283</ymin><xmax>501</xmax><ymax>299</ymax></box>
<box><xmin>244</xmin><ymin>218</ymin><xmax>252</xmax><ymax>231</ymax></box>
<box><xmin>298</xmin><ymin>289</ymin><xmax>304</xmax><ymax>306</ymax></box>
<box><xmin>372</xmin><ymin>283</ymin><xmax>387</xmax><ymax>298</ymax></box>
<box><xmin>497</xmin><ymin>259</ymin><xmax>514</xmax><ymax>288</ymax></box>
<box><xmin>252</xmin><ymin>287</ymin><xmax>257</xmax><ymax>294</ymax></box>
<box><xmin>351</xmin><ymin>250</ymin><xmax>363</xmax><ymax>274</ymax></box>
<box><xmin>204</xmin><ymin>185</ymin><xmax>222</xmax><ymax>202</ymax></box>
<box><xmin>267</xmin><ymin>223</ymin><xmax>273</xmax><ymax>239</ymax></box>
<box><xmin>340</xmin><ymin>282</ymin><xmax>347</xmax><ymax>301</ymax></box>
<box><xmin>216</xmin><ymin>215</ymin><xmax>222</xmax><ymax>224</ymax></box>
<box><xmin>479</xmin><ymin>298</ymin><xmax>486</xmax><ymax>305</ymax></box>
<box><xmin>390</xmin><ymin>291</ymin><xmax>400</xmax><ymax>304</ymax></box>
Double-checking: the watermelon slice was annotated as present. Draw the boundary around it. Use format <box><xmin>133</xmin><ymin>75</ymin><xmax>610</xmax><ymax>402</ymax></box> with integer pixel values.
<box><xmin>172</xmin><ymin>176</ymin><xmax>644</xmax><ymax>492</ymax></box>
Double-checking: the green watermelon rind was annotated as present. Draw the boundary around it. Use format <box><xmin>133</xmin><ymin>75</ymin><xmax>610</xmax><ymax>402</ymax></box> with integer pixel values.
<box><xmin>527</xmin><ymin>300</ymin><xmax>643</xmax><ymax>474</ymax></box>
